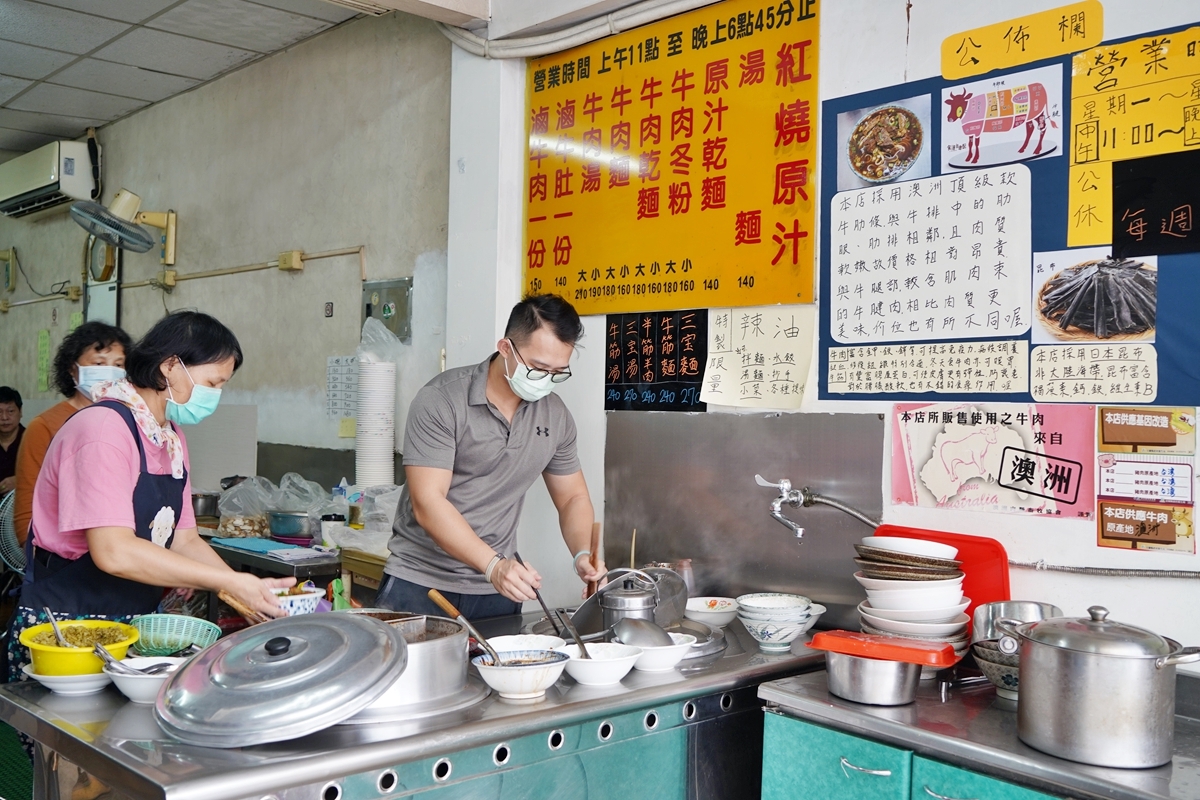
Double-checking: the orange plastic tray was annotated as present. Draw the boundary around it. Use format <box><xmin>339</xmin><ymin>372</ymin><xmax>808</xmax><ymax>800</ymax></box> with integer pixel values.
<box><xmin>810</xmin><ymin>630</ymin><xmax>958</xmax><ymax>667</ymax></box>
<box><xmin>873</xmin><ymin>525</ymin><xmax>1010</xmax><ymax>636</ymax></box>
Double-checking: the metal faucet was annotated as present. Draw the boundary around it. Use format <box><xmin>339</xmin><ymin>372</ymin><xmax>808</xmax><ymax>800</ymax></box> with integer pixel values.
<box><xmin>754</xmin><ymin>474</ymin><xmax>883</xmax><ymax>542</ymax></box>
<box><xmin>755</xmin><ymin>474</ymin><xmax>807</xmax><ymax>540</ymax></box>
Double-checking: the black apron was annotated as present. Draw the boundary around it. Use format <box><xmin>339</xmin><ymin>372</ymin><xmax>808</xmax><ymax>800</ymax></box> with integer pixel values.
<box><xmin>21</xmin><ymin>400</ymin><xmax>185</xmax><ymax>618</ymax></box>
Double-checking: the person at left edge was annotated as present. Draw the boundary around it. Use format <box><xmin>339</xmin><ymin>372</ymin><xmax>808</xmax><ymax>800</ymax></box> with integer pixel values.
<box><xmin>4</xmin><ymin>311</ymin><xmax>294</xmax><ymax>684</ymax></box>
<box><xmin>0</xmin><ymin>386</ymin><xmax>23</xmax><ymax>495</ymax></box>
<box><xmin>13</xmin><ymin>321</ymin><xmax>133</xmax><ymax>545</ymax></box>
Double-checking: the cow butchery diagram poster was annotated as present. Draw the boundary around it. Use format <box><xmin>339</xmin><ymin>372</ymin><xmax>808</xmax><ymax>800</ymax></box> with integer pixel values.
<box><xmin>817</xmin><ymin>21</ymin><xmax>1200</xmax><ymax>407</ymax></box>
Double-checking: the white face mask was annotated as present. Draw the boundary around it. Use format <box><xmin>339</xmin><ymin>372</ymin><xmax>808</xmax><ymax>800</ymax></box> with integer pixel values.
<box><xmin>77</xmin><ymin>365</ymin><xmax>126</xmax><ymax>400</ymax></box>
<box><xmin>503</xmin><ymin>347</ymin><xmax>556</xmax><ymax>402</ymax></box>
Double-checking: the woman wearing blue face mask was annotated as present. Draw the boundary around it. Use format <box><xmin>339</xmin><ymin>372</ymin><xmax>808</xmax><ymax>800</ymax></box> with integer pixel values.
<box><xmin>13</xmin><ymin>322</ymin><xmax>133</xmax><ymax>546</ymax></box>
<box><xmin>4</xmin><ymin>311</ymin><xmax>292</xmax><ymax>685</ymax></box>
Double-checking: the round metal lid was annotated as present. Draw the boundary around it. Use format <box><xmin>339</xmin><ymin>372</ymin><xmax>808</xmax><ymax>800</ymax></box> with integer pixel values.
<box><xmin>155</xmin><ymin>613</ymin><xmax>407</xmax><ymax>747</ymax></box>
<box><xmin>1021</xmin><ymin>606</ymin><xmax>1173</xmax><ymax>658</ymax></box>
<box><xmin>599</xmin><ymin>579</ymin><xmax>657</xmax><ymax>610</ymax></box>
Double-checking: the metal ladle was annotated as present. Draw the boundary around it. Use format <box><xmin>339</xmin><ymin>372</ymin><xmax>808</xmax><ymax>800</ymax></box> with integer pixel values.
<box><xmin>92</xmin><ymin>644</ymin><xmax>176</xmax><ymax>676</ymax></box>
<box><xmin>427</xmin><ymin>589</ymin><xmax>506</xmax><ymax>666</ymax></box>
<box><xmin>43</xmin><ymin>607</ymin><xmax>70</xmax><ymax>647</ymax></box>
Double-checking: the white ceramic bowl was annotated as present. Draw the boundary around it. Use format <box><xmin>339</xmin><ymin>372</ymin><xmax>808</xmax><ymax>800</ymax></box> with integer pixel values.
<box><xmin>858</xmin><ymin>599</ymin><xmax>970</xmax><ymax>623</ymax></box>
<box><xmin>684</xmin><ymin>597</ymin><xmax>740</xmax><ymax>627</ymax></box>
<box><xmin>864</xmin><ymin>586</ymin><xmax>964</xmax><ymax>611</ymax></box>
<box><xmin>859</xmin><ymin>611</ymin><xmax>970</xmax><ymax>637</ymax></box>
<box><xmin>555</xmin><ymin>643</ymin><xmax>642</xmax><ymax>686</ymax></box>
<box><xmin>471</xmin><ymin>649</ymin><xmax>569</xmax><ymax>699</ymax></box>
<box><xmin>22</xmin><ymin>664</ymin><xmax>111</xmax><ymax>696</ymax></box>
<box><xmin>105</xmin><ymin>657</ymin><xmax>186</xmax><ymax>704</ymax></box>
<box><xmin>861</xmin><ymin>536</ymin><xmax>958</xmax><ymax>560</ymax></box>
<box><xmin>738</xmin><ymin>615</ymin><xmax>811</xmax><ymax>652</ymax></box>
<box><xmin>853</xmin><ymin>571</ymin><xmax>964</xmax><ymax>591</ymax></box>
<box><xmin>271</xmin><ymin>588</ymin><xmax>325</xmax><ymax>616</ymax></box>
<box><xmin>488</xmin><ymin>634</ymin><xmax>566</xmax><ymax>652</ymax></box>
<box><xmin>632</xmin><ymin>633</ymin><xmax>697</xmax><ymax>673</ymax></box>
<box><xmin>735</xmin><ymin>606</ymin><xmax>812</xmax><ymax>623</ymax></box>
<box><xmin>735</xmin><ymin>593</ymin><xmax>811</xmax><ymax>614</ymax></box>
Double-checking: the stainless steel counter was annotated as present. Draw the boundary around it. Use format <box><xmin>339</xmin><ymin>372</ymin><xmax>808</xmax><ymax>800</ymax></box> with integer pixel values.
<box><xmin>0</xmin><ymin>618</ymin><xmax>823</xmax><ymax>800</ymax></box>
<box><xmin>759</xmin><ymin>668</ymin><xmax>1200</xmax><ymax>800</ymax></box>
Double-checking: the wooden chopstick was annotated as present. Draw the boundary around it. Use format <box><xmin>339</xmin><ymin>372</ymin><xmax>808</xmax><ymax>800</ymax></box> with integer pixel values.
<box><xmin>218</xmin><ymin>590</ymin><xmax>270</xmax><ymax>625</ymax></box>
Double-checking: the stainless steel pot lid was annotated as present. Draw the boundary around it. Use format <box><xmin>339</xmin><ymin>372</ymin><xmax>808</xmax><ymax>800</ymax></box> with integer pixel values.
<box><xmin>1019</xmin><ymin>605</ymin><xmax>1173</xmax><ymax>658</ymax></box>
<box><xmin>155</xmin><ymin>614</ymin><xmax>407</xmax><ymax>748</ymax></box>
<box><xmin>600</xmin><ymin>579</ymin><xmax>658</xmax><ymax>610</ymax></box>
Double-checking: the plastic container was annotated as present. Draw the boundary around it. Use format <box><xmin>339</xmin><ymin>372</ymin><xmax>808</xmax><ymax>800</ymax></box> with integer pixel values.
<box><xmin>20</xmin><ymin>621</ymin><xmax>139</xmax><ymax>676</ymax></box>
<box><xmin>131</xmin><ymin>614</ymin><xmax>221</xmax><ymax>656</ymax></box>
<box><xmin>809</xmin><ymin>630</ymin><xmax>958</xmax><ymax>706</ymax></box>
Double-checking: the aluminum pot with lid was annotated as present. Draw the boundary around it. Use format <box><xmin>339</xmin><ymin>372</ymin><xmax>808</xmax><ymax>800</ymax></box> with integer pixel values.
<box><xmin>598</xmin><ymin>569</ymin><xmax>660</xmax><ymax>631</ymax></box>
<box><xmin>996</xmin><ymin>606</ymin><xmax>1200</xmax><ymax>768</ymax></box>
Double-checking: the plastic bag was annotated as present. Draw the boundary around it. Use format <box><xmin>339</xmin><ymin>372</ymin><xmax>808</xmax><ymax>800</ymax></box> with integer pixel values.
<box><xmin>357</xmin><ymin>317</ymin><xmax>404</xmax><ymax>365</ymax></box>
<box><xmin>326</xmin><ymin>524</ymin><xmax>391</xmax><ymax>558</ymax></box>
<box><xmin>361</xmin><ymin>484</ymin><xmax>403</xmax><ymax>528</ymax></box>
<box><xmin>273</xmin><ymin>472</ymin><xmax>327</xmax><ymax>512</ymax></box>
<box><xmin>217</xmin><ymin>476</ymin><xmax>276</xmax><ymax>538</ymax></box>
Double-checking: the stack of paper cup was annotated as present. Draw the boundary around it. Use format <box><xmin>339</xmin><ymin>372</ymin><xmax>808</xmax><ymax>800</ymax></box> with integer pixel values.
<box><xmin>355</xmin><ymin>360</ymin><xmax>396</xmax><ymax>487</ymax></box>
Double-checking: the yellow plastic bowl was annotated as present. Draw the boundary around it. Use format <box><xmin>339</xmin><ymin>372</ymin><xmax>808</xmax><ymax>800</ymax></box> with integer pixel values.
<box><xmin>20</xmin><ymin>621</ymin><xmax>139</xmax><ymax>676</ymax></box>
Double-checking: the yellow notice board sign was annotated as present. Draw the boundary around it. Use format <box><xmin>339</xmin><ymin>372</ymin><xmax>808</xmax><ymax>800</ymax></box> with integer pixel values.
<box><xmin>523</xmin><ymin>0</ymin><xmax>819</xmax><ymax>315</ymax></box>
<box><xmin>1068</xmin><ymin>26</ymin><xmax>1200</xmax><ymax>246</ymax></box>
<box><xmin>941</xmin><ymin>1</ymin><xmax>1102</xmax><ymax>81</ymax></box>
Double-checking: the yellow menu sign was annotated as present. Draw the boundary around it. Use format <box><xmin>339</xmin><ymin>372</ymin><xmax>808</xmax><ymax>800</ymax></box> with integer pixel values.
<box><xmin>1068</xmin><ymin>26</ymin><xmax>1200</xmax><ymax>246</ymax></box>
<box><xmin>941</xmin><ymin>1</ymin><xmax>1102</xmax><ymax>81</ymax></box>
<box><xmin>523</xmin><ymin>0</ymin><xmax>819</xmax><ymax>315</ymax></box>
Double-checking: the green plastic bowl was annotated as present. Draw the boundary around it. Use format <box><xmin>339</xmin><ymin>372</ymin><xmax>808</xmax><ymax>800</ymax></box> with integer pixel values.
<box><xmin>131</xmin><ymin>614</ymin><xmax>220</xmax><ymax>656</ymax></box>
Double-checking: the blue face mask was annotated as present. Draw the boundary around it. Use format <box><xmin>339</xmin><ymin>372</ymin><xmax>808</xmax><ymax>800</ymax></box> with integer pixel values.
<box><xmin>76</xmin><ymin>365</ymin><xmax>125</xmax><ymax>400</ymax></box>
<box><xmin>166</xmin><ymin>361</ymin><xmax>221</xmax><ymax>425</ymax></box>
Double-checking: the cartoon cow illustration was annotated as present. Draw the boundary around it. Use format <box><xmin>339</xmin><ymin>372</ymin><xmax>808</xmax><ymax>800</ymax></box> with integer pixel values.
<box><xmin>945</xmin><ymin>83</ymin><xmax>1056</xmax><ymax>164</ymax></box>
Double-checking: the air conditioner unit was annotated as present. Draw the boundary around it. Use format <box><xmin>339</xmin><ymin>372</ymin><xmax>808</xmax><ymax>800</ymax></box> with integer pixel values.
<box><xmin>0</xmin><ymin>141</ymin><xmax>96</xmax><ymax>221</ymax></box>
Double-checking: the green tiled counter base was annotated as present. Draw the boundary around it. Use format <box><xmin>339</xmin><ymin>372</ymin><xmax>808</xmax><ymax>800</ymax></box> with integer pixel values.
<box><xmin>914</xmin><ymin>756</ymin><xmax>1058</xmax><ymax>800</ymax></box>
<box><xmin>762</xmin><ymin>712</ymin><xmax>911</xmax><ymax>800</ymax></box>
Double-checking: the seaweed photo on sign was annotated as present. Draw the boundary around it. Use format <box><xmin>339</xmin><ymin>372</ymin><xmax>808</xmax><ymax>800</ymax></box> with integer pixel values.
<box><xmin>1032</xmin><ymin>247</ymin><xmax>1158</xmax><ymax>344</ymax></box>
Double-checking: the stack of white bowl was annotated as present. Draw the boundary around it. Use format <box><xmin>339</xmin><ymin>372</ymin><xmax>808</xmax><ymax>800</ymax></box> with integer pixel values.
<box><xmin>736</xmin><ymin>593</ymin><xmax>826</xmax><ymax>653</ymax></box>
<box><xmin>355</xmin><ymin>360</ymin><xmax>396</xmax><ymax>487</ymax></box>
<box><xmin>854</xmin><ymin>537</ymin><xmax>970</xmax><ymax>677</ymax></box>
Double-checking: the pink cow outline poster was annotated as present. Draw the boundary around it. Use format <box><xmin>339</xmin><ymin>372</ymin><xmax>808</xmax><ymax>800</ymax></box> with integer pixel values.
<box><xmin>892</xmin><ymin>402</ymin><xmax>1096</xmax><ymax>518</ymax></box>
<box><xmin>941</xmin><ymin>63</ymin><xmax>1063</xmax><ymax>173</ymax></box>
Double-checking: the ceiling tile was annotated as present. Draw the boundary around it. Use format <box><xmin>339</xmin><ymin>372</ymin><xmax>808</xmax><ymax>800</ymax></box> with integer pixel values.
<box><xmin>91</xmin><ymin>27</ymin><xmax>258</xmax><ymax>80</ymax></box>
<box><xmin>0</xmin><ymin>40</ymin><xmax>78</xmax><ymax>80</ymax></box>
<box><xmin>7</xmin><ymin>83</ymin><xmax>146</xmax><ymax>120</ymax></box>
<box><xmin>249</xmin><ymin>0</ymin><xmax>357</xmax><ymax>23</ymax></box>
<box><xmin>32</xmin><ymin>0</ymin><xmax>182</xmax><ymax>24</ymax></box>
<box><xmin>0</xmin><ymin>0</ymin><xmax>131</xmax><ymax>54</ymax></box>
<box><xmin>51</xmin><ymin>59</ymin><xmax>199</xmax><ymax>102</ymax></box>
<box><xmin>0</xmin><ymin>74</ymin><xmax>32</xmax><ymax>104</ymax></box>
<box><xmin>147</xmin><ymin>0</ymin><xmax>332</xmax><ymax>53</ymax></box>
<box><xmin>0</xmin><ymin>126</ymin><xmax>58</xmax><ymax>151</ymax></box>
<box><xmin>0</xmin><ymin>108</ymin><xmax>103</xmax><ymax>137</ymax></box>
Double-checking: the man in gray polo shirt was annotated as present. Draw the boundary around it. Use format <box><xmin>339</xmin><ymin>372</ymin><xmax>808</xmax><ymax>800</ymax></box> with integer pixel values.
<box><xmin>379</xmin><ymin>295</ymin><xmax>606</xmax><ymax>619</ymax></box>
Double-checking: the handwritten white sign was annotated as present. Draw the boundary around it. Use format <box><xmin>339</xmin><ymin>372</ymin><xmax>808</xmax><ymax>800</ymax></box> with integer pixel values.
<box><xmin>702</xmin><ymin>305</ymin><xmax>815</xmax><ymax>409</ymax></box>
<box><xmin>829</xmin><ymin>164</ymin><xmax>1032</xmax><ymax>344</ymax></box>
<box><xmin>1030</xmin><ymin>344</ymin><xmax>1157</xmax><ymax>402</ymax></box>
<box><xmin>828</xmin><ymin>340</ymin><xmax>1029</xmax><ymax>394</ymax></box>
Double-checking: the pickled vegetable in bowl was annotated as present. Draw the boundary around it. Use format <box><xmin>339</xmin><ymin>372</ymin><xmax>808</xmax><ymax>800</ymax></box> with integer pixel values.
<box><xmin>20</xmin><ymin>621</ymin><xmax>138</xmax><ymax>676</ymax></box>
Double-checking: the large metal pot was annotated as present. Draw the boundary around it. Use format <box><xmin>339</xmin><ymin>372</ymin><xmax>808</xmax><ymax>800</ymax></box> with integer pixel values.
<box><xmin>997</xmin><ymin>606</ymin><xmax>1200</xmax><ymax>768</ymax></box>
<box><xmin>365</xmin><ymin>615</ymin><xmax>468</xmax><ymax>709</ymax></box>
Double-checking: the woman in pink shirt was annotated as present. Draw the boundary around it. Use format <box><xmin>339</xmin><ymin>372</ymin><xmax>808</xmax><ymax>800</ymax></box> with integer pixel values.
<box><xmin>5</xmin><ymin>311</ymin><xmax>292</xmax><ymax>683</ymax></box>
